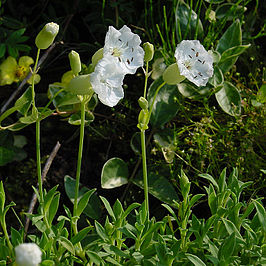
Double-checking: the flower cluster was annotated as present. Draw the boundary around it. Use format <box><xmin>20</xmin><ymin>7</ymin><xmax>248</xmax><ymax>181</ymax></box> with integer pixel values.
<box><xmin>15</xmin><ymin>243</ymin><xmax>42</xmax><ymax>266</ymax></box>
<box><xmin>91</xmin><ymin>25</ymin><xmax>144</xmax><ymax>107</ymax></box>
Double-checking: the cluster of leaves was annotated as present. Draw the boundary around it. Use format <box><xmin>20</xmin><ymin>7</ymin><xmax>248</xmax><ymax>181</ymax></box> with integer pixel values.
<box><xmin>0</xmin><ymin>168</ymin><xmax>265</xmax><ymax>265</ymax></box>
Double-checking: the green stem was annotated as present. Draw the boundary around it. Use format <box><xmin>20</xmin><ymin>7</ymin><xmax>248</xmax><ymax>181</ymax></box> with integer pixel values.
<box><xmin>73</xmin><ymin>97</ymin><xmax>86</xmax><ymax>218</ymax></box>
<box><xmin>140</xmin><ymin>129</ymin><xmax>149</xmax><ymax>217</ymax></box>
<box><xmin>36</xmin><ymin>119</ymin><xmax>43</xmax><ymax>204</ymax></box>
<box><xmin>143</xmin><ymin>61</ymin><xmax>149</xmax><ymax>99</ymax></box>
<box><xmin>1</xmin><ymin>218</ymin><xmax>13</xmax><ymax>255</ymax></box>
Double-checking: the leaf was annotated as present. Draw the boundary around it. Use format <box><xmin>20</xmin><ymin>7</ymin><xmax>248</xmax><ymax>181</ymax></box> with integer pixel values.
<box><xmin>71</xmin><ymin>226</ymin><xmax>93</xmax><ymax>245</ymax></box>
<box><xmin>48</xmin><ymin>194</ymin><xmax>60</xmax><ymax>225</ymax></box>
<box><xmin>186</xmin><ymin>253</ymin><xmax>207</xmax><ymax>266</ymax></box>
<box><xmin>175</xmin><ymin>1</ymin><xmax>204</xmax><ymax>41</ymax></box>
<box><xmin>215</xmin><ymin>4</ymin><xmax>247</xmax><ymax>21</ymax></box>
<box><xmin>217</xmin><ymin>232</ymin><xmax>236</xmax><ymax>262</ymax></box>
<box><xmin>76</xmin><ymin>189</ymin><xmax>96</xmax><ymax>217</ymax></box>
<box><xmin>218</xmin><ymin>44</ymin><xmax>250</xmax><ymax>73</ymax></box>
<box><xmin>133</xmin><ymin>171</ymin><xmax>179</xmax><ymax>206</ymax></box>
<box><xmin>208</xmin><ymin>66</ymin><xmax>224</xmax><ymax>87</ymax></box>
<box><xmin>199</xmin><ymin>173</ymin><xmax>219</xmax><ymax>190</ymax></box>
<box><xmin>147</xmin><ymin>76</ymin><xmax>180</xmax><ymax>128</ymax></box>
<box><xmin>57</xmin><ymin>236</ymin><xmax>75</xmax><ymax>255</ymax></box>
<box><xmin>94</xmin><ymin>220</ymin><xmax>108</xmax><ymax>241</ymax></box>
<box><xmin>215</xmin><ymin>81</ymin><xmax>241</xmax><ymax>116</ymax></box>
<box><xmin>68</xmin><ymin>111</ymin><xmax>94</xmax><ymax>126</ymax></box>
<box><xmin>64</xmin><ymin>175</ymin><xmax>102</xmax><ymax>219</ymax></box>
<box><xmin>177</xmin><ymin>80</ymin><xmax>211</xmax><ymax>100</ymax></box>
<box><xmin>86</xmin><ymin>250</ymin><xmax>103</xmax><ymax>265</ymax></box>
<box><xmin>0</xmin><ymin>44</ymin><xmax>6</xmax><ymax>58</ymax></box>
<box><xmin>0</xmin><ymin>146</ymin><xmax>15</xmax><ymax>166</ymax></box>
<box><xmin>216</xmin><ymin>19</ymin><xmax>241</xmax><ymax>54</ymax></box>
<box><xmin>101</xmin><ymin>158</ymin><xmax>128</xmax><ymax>189</ymax></box>
<box><xmin>14</xmin><ymin>86</ymin><xmax>34</xmax><ymax>116</ymax></box>
<box><xmin>253</xmin><ymin>200</ymin><xmax>266</xmax><ymax>232</ymax></box>
<box><xmin>257</xmin><ymin>84</ymin><xmax>266</xmax><ymax>103</ymax></box>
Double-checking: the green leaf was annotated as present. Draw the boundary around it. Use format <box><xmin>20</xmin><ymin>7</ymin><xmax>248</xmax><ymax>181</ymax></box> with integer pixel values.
<box><xmin>133</xmin><ymin>171</ymin><xmax>179</xmax><ymax>206</ymax></box>
<box><xmin>57</xmin><ymin>236</ymin><xmax>75</xmax><ymax>255</ymax></box>
<box><xmin>43</xmin><ymin>185</ymin><xmax>59</xmax><ymax>214</ymax></box>
<box><xmin>0</xmin><ymin>146</ymin><xmax>15</xmax><ymax>166</ymax></box>
<box><xmin>217</xmin><ymin>232</ymin><xmax>236</xmax><ymax>262</ymax></box>
<box><xmin>147</xmin><ymin>76</ymin><xmax>180</xmax><ymax>128</ymax></box>
<box><xmin>186</xmin><ymin>253</ymin><xmax>207</xmax><ymax>266</ymax></box>
<box><xmin>215</xmin><ymin>4</ymin><xmax>247</xmax><ymax>21</ymax></box>
<box><xmin>177</xmin><ymin>80</ymin><xmax>211</xmax><ymax>100</ymax></box>
<box><xmin>215</xmin><ymin>81</ymin><xmax>241</xmax><ymax>116</ymax></box>
<box><xmin>218</xmin><ymin>44</ymin><xmax>250</xmax><ymax>73</ymax></box>
<box><xmin>14</xmin><ymin>86</ymin><xmax>34</xmax><ymax>116</ymax></box>
<box><xmin>48</xmin><ymin>85</ymin><xmax>80</xmax><ymax>108</ymax></box>
<box><xmin>86</xmin><ymin>250</ymin><xmax>103</xmax><ymax>264</ymax></box>
<box><xmin>11</xmin><ymin>227</ymin><xmax>23</xmax><ymax>246</ymax></box>
<box><xmin>109</xmin><ymin>245</ymin><xmax>130</xmax><ymax>258</ymax></box>
<box><xmin>216</xmin><ymin>19</ymin><xmax>241</xmax><ymax>54</ymax></box>
<box><xmin>94</xmin><ymin>220</ymin><xmax>108</xmax><ymax>241</ymax></box>
<box><xmin>100</xmin><ymin>196</ymin><xmax>115</xmax><ymax>220</ymax></box>
<box><xmin>76</xmin><ymin>189</ymin><xmax>96</xmax><ymax>217</ymax></box>
<box><xmin>175</xmin><ymin>1</ymin><xmax>204</xmax><ymax>41</ymax></box>
<box><xmin>221</xmin><ymin>218</ymin><xmax>243</xmax><ymax>240</ymax></box>
<box><xmin>199</xmin><ymin>173</ymin><xmax>219</xmax><ymax>190</ymax></box>
<box><xmin>64</xmin><ymin>175</ymin><xmax>102</xmax><ymax>219</ymax></box>
<box><xmin>71</xmin><ymin>226</ymin><xmax>93</xmax><ymax>245</ymax></box>
<box><xmin>208</xmin><ymin>66</ymin><xmax>224</xmax><ymax>87</ymax></box>
<box><xmin>101</xmin><ymin>158</ymin><xmax>128</xmax><ymax>189</ymax></box>
<box><xmin>68</xmin><ymin>111</ymin><xmax>94</xmax><ymax>126</ymax></box>
<box><xmin>19</xmin><ymin>106</ymin><xmax>38</xmax><ymax>124</ymax></box>
<box><xmin>189</xmin><ymin>194</ymin><xmax>205</xmax><ymax>208</ymax></box>
<box><xmin>48</xmin><ymin>194</ymin><xmax>60</xmax><ymax>225</ymax></box>
<box><xmin>253</xmin><ymin>200</ymin><xmax>266</xmax><ymax>232</ymax></box>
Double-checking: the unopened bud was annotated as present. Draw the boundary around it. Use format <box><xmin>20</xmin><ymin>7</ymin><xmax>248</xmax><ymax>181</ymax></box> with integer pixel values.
<box><xmin>163</xmin><ymin>63</ymin><xmax>185</xmax><ymax>85</ymax></box>
<box><xmin>69</xmin><ymin>50</ymin><xmax>81</xmax><ymax>76</ymax></box>
<box><xmin>137</xmin><ymin>109</ymin><xmax>149</xmax><ymax>131</ymax></box>
<box><xmin>138</xmin><ymin>97</ymin><xmax>149</xmax><ymax>110</ymax></box>
<box><xmin>66</xmin><ymin>74</ymin><xmax>93</xmax><ymax>95</ymax></box>
<box><xmin>143</xmin><ymin>42</ymin><xmax>154</xmax><ymax>62</ymax></box>
<box><xmin>35</xmin><ymin>22</ymin><xmax>59</xmax><ymax>49</ymax></box>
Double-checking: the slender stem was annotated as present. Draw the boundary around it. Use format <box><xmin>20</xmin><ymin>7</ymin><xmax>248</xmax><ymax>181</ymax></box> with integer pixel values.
<box><xmin>36</xmin><ymin>119</ymin><xmax>43</xmax><ymax>204</ymax></box>
<box><xmin>143</xmin><ymin>61</ymin><xmax>149</xmax><ymax>99</ymax></box>
<box><xmin>73</xmin><ymin>97</ymin><xmax>86</xmax><ymax>218</ymax></box>
<box><xmin>1</xmin><ymin>218</ymin><xmax>13</xmax><ymax>254</ymax></box>
<box><xmin>141</xmin><ymin>129</ymin><xmax>149</xmax><ymax>217</ymax></box>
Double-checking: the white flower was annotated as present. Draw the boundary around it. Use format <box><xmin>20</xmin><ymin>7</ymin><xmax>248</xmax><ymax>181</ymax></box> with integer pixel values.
<box><xmin>174</xmin><ymin>40</ymin><xmax>213</xmax><ymax>87</ymax></box>
<box><xmin>103</xmin><ymin>25</ymin><xmax>144</xmax><ymax>74</ymax></box>
<box><xmin>15</xmin><ymin>243</ymin><xmax>42</xmax><ymax>266</ymax></box>
<box><xmin>90</xmin><ymin>56</ymin><xmax>125</xmax><ymax>107</ymax></box>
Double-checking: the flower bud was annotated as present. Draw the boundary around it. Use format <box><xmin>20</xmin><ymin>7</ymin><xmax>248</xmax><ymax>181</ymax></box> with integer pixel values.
<box><xmin>66</xmin><ymin>74</ymin><xmax>93</xmax><ymax>95</ymax></box>
<box><xmin>143</xmin><ymin>42</ymin><xmax>154</xmax><ymax>62</ymax></box>
<box><xmin>138</xmin><ymin>96</ymin><xmax>149</xmax><ymax>110</ymax></box>
<box><xmin>68</xmin><ymin>50</ymin><xmax>81</xmax><ymax>76</ymax></box>
<box><xmin>15</xmin><ymin>243</ymin><xmax>42</xmax><ymax>266</ymax></box>
<box><xmin>163</xmin><ymin>63</ymin><xmax>185</xmax><ymax>85</ymax></box>
<box><xmin>137</xmin><ymin>109</ymin><xmax>149</xmax><ymax>131</ymax></box>
<box><xmin>35</xmin><ymin>22</ymin><xmax>59</xmax><ymax>49</ymax></box>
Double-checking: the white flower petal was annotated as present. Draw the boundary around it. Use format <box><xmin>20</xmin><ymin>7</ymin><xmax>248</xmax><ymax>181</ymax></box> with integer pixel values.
<box><xmin>103</xmin><ymin>25</ymin><xmax>144</xmax><ymax>75</ymax></box>
<box><xmin>90</xmin><ymin>56</ymin><xmax>125</xmax><ymax>107</ymax></box>
<box><xmin>175</xmin><ymin>40</ymin><xmax>213</xmax><ymax>87</ymax></box>
<box><xmin>15</xmin><ymin>243</ymin><xmax>42</xmax><ymax>266</ymax></box>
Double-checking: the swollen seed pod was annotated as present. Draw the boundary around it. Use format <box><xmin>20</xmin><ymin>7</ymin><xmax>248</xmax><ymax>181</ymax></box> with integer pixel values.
<box><xmin>143</xmin><ymin>42</ymin><xmax>154</xmax><ymax>62</ymax></box>
<box><xmin>163</xmin><ymin>63</ymin><xmax>185</xmax><ymax>85</ymax></box>
<box><xmin>66</xmin><ymin>74</ymin><xmax>93</xmax><ymax>95</ymax></box>
<box><xmin>35</xmin><ymin>22</ymin><xmax>59</xmax><ymax>49</ymax></box>
<box><xmin>68</xmin><ymin>50</ymin><xmax>81</xmax><ymax>76</ymax></box>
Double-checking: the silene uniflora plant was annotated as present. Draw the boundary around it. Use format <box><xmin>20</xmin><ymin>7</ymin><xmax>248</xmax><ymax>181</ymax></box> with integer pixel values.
<box><xmin>0</xmin><ymin>14</ymin><xmax>265</xmax><ymax>266</ymax></box>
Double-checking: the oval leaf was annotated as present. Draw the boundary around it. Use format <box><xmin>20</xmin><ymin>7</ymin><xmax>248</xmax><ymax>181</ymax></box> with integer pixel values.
<box><xmin>215</xmin><ymin>81</ymin><xmax>241</xmax><ymax>116</ymax></box>
<box><xmin>101</xmin><ymin>158</ymin><xmax>128</xmax><ymax>189</ymax></box>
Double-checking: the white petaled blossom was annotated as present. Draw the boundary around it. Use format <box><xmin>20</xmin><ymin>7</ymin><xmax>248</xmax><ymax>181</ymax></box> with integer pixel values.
<box><xmin>90</xmin><ymin>56</ymin><xmax>125</xmax><ymax>107</ymax></box>
<box><xmin>103</xmin><ymin>25</ymin><xmax>144</xmax><ymax>75</ymax></box>
<box><xmin>174</xmin><ymin>40</ymin><xmax>213</xmax><ymax>87</ymax></box>
<box><xmin>15</xmin><ymin>243</ymin><xmax>42</xmax><ymax>266</ymax></box>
